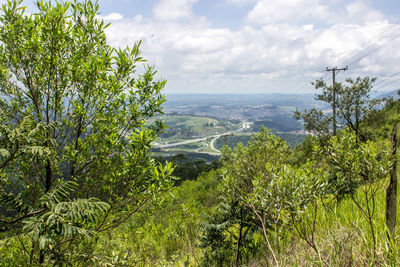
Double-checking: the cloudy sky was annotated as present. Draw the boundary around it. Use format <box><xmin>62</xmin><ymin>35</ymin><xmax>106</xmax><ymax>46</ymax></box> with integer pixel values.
<box><xmin>24</xmin><ymin>0</ymin><xmax>400</xmax><ymax>94</ymax></box>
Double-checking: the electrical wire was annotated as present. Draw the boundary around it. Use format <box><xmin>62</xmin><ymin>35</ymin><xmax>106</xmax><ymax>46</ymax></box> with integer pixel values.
<box><xmin>346</xmin><ymin>30</ymin><xmax>400</xmax><ymax>67</ymax></box>
<box><xmin>278</xmin><ymin>19</ymin><xmax>400</xmax><ymax>107</ymax></box>
<box><xmin>343</xmin><ymin>22</ymin><xmax>400</xmax><ymax>67</ymax></box>
<box><xmin>374</xmin><ymin>76</ymin><xmax>400</xmax><ymax>91</ymax></box>
<box><xmin>374</xmin><ymin>71</ymin><xmax>400</xmax><ymax>87</ymax></box>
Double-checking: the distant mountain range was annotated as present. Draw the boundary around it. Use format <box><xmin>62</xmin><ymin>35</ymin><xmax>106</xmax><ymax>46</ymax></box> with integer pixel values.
<box><xmin>165</xmin><ymin>90</ymin><xmax>400</xmax><ymax>108</ymax></box>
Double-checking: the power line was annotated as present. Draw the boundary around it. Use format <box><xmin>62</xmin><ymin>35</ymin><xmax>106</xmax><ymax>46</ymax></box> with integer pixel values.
<box><xmin>346</xmin><ymin>29</ymin><xmax>400</xmax><ymax>67</ymax></box>
<box><xmin>374</xmin><ymin>71</ymin><xmax>400</xmax><ymax>87</ymax></box>
<box><xmin>375</xmin><ymin>76</ymin><xmax>400</xmax><ymax>91</ymax></box>
<box><xmin>327</xmin><ymin>21</ymin><xmax>400</xmax><ymax>97</ymax></box>
<box><xmin>341</xmin><ymin>21</ymin><xmax>400</xmax><ymax>67</ymax></box>
<box><xmin>292</xmin><ymin>21</ymin><xmax>400</xmax><ymax>102</ymax></box>
<box><xmin>287</xmin><ymin>20</ymin><xmax>400</xmax><ymax>110</ymax></box>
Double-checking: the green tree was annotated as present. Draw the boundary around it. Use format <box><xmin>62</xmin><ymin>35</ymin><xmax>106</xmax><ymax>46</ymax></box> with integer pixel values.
<box><xmin>205</xmin><ymin>128</ymin><xmax>330</xmax><ymax>265</ymax></box>
<box><xmin>216</xmin><ymin>129</ymin><xmax>288</xmax><ymax>264</ymax></box>
<box><xmin>200</xmin><ymin>198</ymin><xmax>258</xmax><ymax>267</ymax></box>
<box><xmin>294</xmin><ymin>76</ymin><xmax>377</xmax><ymax>141</ymax></box>
<box><xmin>0</xmin><ymin>0</ymin><xmax>173</xmax><ymax>264</ymax></box>
<box><xmin>317</xmin><ymin>130</ymin><xmax>392</xmax><ymax>257</ymax></box>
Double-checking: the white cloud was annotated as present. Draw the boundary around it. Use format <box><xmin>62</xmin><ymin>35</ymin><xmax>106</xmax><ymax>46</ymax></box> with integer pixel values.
<box><xmin>96</xmin><ymin>12</ymin><xmax>124</xmax><ymax>21</ymax></box>
<box><xmin>343</xmin><ymin>1</ymin><xmax>385</xmax><ymax>24</ymax></box>
<box><xmin>133</xmin><ymin>15</ymin><xmax>143</xmax><ymax>23</ymax></box>
<box><xmin>247</xmin><ymin>0</ymin><xmax>385</xmax><ymax>26</ymax></box>
<box><xmin>247</xmin><ymin>0</ymin><xmax>329</xmax><ymax>25</ymax></box>
<box><xmin>303</xmin><ymin>24</ymin><xmax>314</xmax><ymax>31</ymax></box>
<box><xmin>102</xmin><ymin>1</ymin><xmax>400</xmax><ymax>93</ymax></box>
<box><xmin>225</xmin><ymin>0</ymin><xmax>257</xmax><ymax>6</ymax></box>
<box><xmin>173</xmin><ymin>28</ymin><xmax>232</xmax><ymax>54</ymax></box>
<box><xmin>153</xmin><ymin>0</ymin><xmax>198</xmax><ymax>21</ymax></box>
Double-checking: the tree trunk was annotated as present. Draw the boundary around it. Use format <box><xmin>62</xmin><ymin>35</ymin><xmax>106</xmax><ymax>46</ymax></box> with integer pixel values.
<box><xmin>39</xmin><ymin>250</ymin><xmax>45</xmax><ymax>264</ymax></box>
<box><xmin>45</xmin><ymin>160</ymin><xmax>52</xmax><ymax>193</ymax></box>
<box><xmin>386</xmin><ymin>123</ymin><xmax>398</xmax><ymax>241</ymax></box>
<box><xmin>235</xmin><ymin>223</ymin><xmax>243</xmax><ymax>267</ymax></box>
<box><xmin>248</xmin><ymin>204</ymin><xmax>278</xmax><ymax>266</ymax></box>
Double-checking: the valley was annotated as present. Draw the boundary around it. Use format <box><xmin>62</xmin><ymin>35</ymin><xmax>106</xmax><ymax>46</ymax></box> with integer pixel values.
<box><xmin>152</xmin><ymin>94</ymin><xmax>319</xmax><ymax>159</ymax></box>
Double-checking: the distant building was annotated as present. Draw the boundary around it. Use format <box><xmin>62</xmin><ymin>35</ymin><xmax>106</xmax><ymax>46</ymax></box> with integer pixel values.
<box><xmin>242</xmin><ymin>122</ymin><xmax>251</xmax><ymax>129</ymax></box>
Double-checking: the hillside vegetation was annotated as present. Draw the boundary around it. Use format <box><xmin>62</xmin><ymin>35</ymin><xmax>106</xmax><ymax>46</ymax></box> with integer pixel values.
<box><xmin>1</xmin><ymin>0</ymin><xmax>400</xmax><ymax>266</ymax></box>
<box><xmin>94</xmin><ymin>98</ymin><xmax>398</xmax><ymax>266</ymax></box>
<box><xmin>3</xmin><ymin>98</ymin><xmax>392</xmax><ymax>266</ymax></box>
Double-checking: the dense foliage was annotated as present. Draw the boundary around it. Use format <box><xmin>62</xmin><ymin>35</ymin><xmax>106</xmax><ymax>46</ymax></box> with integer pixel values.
<box><xmin>0</xmin><ymin>0</ymin><xmax>172</xmax><ymax>264</ymax></box>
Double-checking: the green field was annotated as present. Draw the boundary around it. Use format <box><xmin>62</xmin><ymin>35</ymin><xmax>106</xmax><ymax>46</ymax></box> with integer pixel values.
<box><xmin>156</xmin><ymin>115</ymin><xmax>240</xmax><ymax>140</ymax></box>
<box><xmin>154</xmin><ymin>115</ymin><xmax>240</xmax><ymax>144</ymax></box>
<box><xmin>152</xmin><ymin>115</ymin><xmax>308</xmax><ymax>159</ymax></box>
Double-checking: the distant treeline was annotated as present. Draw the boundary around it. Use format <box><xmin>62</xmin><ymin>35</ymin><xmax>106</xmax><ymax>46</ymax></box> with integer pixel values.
<box><xmin>252</xmin><ymin>118</ymin><xmax>302</xmax><ymax>132</ymax></box>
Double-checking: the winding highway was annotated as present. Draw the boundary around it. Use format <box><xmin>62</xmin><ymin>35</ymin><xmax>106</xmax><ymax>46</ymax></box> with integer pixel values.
<box><xmin>153</xmin><ymin>131</ymin><xmax>234</xmax><ymax>149</ymax></box>
<box><xmin>152</xmin><ymin>122</ymin><xmax>250</xmax><ymax>156</ymax></box>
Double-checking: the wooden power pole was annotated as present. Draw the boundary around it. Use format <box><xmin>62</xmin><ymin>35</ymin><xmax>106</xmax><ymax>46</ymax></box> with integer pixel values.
<box><xmin>326</xmin><ymin>66</ymin><xmax>348</xmax><ymax>136</ymax></box>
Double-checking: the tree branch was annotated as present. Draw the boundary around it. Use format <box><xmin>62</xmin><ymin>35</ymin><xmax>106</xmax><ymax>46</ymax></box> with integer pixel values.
<box><xmin>0</xmin><ymin>208</ymin><xmax>46</xmax><ymax>224</ymax></box>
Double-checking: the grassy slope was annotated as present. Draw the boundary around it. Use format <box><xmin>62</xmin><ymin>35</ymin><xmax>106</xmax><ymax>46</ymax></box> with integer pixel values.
<box><xmin>274</xmin><ymin>179</ymin><xmax>400</xmax><ymax>266</ymax></box>
<box><xmin>276</xmin><ymin>100</ymin><xmax>400</xmax><ymax>265</ymax></box>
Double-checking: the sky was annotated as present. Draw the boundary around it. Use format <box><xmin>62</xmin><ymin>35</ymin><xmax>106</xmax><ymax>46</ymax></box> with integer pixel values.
<box><xmin>19</xmin><ymin>0</ymin><xmax>400</xmax><ymax>94</ymax></box>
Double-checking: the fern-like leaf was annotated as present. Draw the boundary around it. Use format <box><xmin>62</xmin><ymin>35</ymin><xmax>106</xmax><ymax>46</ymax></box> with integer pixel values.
<box><xmin>23</xmin><ymin>197</ymin><xmax>110</xmax><ymax>249</ymax></box>
<box><xmin>0</xmin><ymin>192</ymin><xmax>29</xmax><ymax>214</ymax></box>
<box><xmin>39</xmin><ymin>181</ymin><xmax>78</xmax><ymax>208</ymax></box>
<box><xmin>54</xmin><ymin>198</ymin><xmax>110</xmax><ymax>224</ymax></box>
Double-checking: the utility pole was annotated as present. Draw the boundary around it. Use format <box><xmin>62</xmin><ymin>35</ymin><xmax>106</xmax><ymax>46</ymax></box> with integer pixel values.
<box><xmin>326</xmin><ymin>66</ymin><xmax>348</xmax><ymax>136</ymax></box>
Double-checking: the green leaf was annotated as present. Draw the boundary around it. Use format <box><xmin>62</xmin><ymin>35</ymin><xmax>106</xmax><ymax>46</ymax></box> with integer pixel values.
<box><xmin>0</xmin><ymin>148</ymin><xmax>10</xmax><ymax>157</ymax></box>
